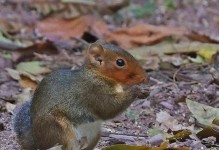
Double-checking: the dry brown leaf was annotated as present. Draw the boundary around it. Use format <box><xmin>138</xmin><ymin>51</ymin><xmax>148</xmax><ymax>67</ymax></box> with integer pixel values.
<box><xmin>29</xmin><ymin>1</ymin><xmax>95</xmax><ymax>19</ymax></box>
<box><xmin>90</xmin><ymin>19</ymin><xmax>109</xmax><ymax>39</ymax></box>
<box><xmin>103</xmin><ymin>141</ymin><xmax>189</xmax><ymax>150</ymax></box>
<box><xmin>37</xmin><ymin>16</ymin><xmax>88</xmax><ymax>39</ymax></box>
<box><xmin>105</xmin><ymin>24</ymin><xmax>187</xmax><ymax>49</ymax></box>
<box><xmin>0</xmin><ymin>16</ymin><xmax>24</xmax><ymax>34</ymax></box>
<box><xmin>12</xmin><ymin>40</ymin><xmax>58</xmax><ymax>62</ymax></box>
<box><xmin>128</xmin><ymin>42</ymin><xmax>219</xmax><ymax>60</ymax></box>
<box><xmin>36</xmin><ymin>15</ymin><xmax>109</xmax><ymax>40</ymax></box>
<box><xmin>6</xmin><ymin>68</ymin><xmax>40</xmax><ymax>89</ymax></box>
<box><xmin>36</xmin><ymin>15</ymin><xmax>106</xmax><ymax>40</ymax></box>
<box><xmin>187</xmin><ymin>30</ymin><xmax>219</xmax><ymax>43</ymax></box>
<box><xmin>131</xmin><ymin>34</ymin><xmax>165</xmax><ymax>45</ymax></box>
<box><xmin>19</xmin><ymin>74</ymin><xmax>38</xmax><ymax>89</ymax></box>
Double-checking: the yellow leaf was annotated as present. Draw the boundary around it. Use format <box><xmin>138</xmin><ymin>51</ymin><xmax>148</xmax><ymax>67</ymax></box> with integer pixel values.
<box><xmin>103</xmin><ymin>142</ymin><xmax>189</xmax><ymax>150</ymax></box>
<box><xmin>198</xmin><ymin>48</ymin><xmax>217</xmax><ymax>62</ymax></box>
<box><xmin>103</xmin><ymin>144</ymin><xmax>150</xmax><ymax>150</ymax></box>
<box><xmin>168</xmin><ymin>130</ymin><xmax>191</xmax><ymax>141</ymax></box>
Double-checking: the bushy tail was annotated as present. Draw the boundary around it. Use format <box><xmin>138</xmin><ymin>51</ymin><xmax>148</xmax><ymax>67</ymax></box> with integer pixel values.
<box><xmin>13</xmin><ymin>100</ymin><xmax>36</xmax><ymax>150</ymax></box>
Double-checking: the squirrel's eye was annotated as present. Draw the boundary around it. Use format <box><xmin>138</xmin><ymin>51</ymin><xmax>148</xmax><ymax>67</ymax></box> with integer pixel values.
<box><xmin>116</xmin><ymin>59</ymin><xmax>125</xmax><ymax>67</ymax></box>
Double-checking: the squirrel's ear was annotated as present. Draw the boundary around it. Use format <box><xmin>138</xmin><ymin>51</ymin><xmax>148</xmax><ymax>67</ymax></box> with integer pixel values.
<box><xmin>87</xmin><ymin>43</ymin><xmax>104</xmax><ymax>66</ymax></box>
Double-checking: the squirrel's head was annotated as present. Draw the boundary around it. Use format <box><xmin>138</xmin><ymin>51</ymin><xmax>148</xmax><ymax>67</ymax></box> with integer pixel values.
<box><xmin>86</xmin><ymin>40</ymin><xmax>148</xmax><ymax>86</ymax></box>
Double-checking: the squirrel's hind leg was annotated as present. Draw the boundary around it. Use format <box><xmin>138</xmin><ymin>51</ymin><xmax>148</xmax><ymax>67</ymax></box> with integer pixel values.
<box><xmin>32</xmin><ymin>113</ymin><xmax>81</xmax><ymax>150</ymax></box>
<box><xmin>13</xmin><ymin>100</ymin><xmax>36</xmax><ymax>150</ymax></box>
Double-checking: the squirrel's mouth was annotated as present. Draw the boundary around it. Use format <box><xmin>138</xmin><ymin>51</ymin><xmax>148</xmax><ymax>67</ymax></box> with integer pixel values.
<box><xmin>124</xmin><ymin>74</ymin><xmax>149</xmax><ymax>86</ymax></box>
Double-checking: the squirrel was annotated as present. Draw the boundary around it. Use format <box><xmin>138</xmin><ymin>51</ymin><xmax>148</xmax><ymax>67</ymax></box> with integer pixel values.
<box><xmin>13</xmin><ymin>40</ymin><xmax>148</xmax><ymax>150</ymax></box>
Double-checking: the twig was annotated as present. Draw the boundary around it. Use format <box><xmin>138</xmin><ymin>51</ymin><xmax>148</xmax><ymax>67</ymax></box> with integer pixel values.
<box><xmin>70</xmin><ymin>37</ymin><xmax>89</xmax><ymax>47</ymax></box>
<box><xmin>0</xmin><ymin>41</ymin><xmax>21</xmax><ymax>51</ymax></box>
<box><xmin>149</xmin><ymin>77</ymin><xmax>163</xmax><ymax>84</ymax></box>
<box><xmin>0</xmin><ymin>96</ymin><xmax>16</xmax><ymax>103</ymax></box>
<box><xmin>157</xmin><ymin>71</ymin><xmax>173</xmax><ymax>82</ymax></box>
<box><xmin>101</xmin><ymin>132</ymin><xmax>148</xmax><ymax>138</ymax></box>
<box><xmin>173</xmin><ymin>65</ymin><xmax>185</xmax><ymax>83</ymax></box>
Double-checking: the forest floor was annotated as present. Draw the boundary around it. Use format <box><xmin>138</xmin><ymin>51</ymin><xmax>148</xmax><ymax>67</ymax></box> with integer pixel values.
<box><xmin>0</xmin><ymin>0</ymin><xmax>219</xmax><ymax>150</ymax></box>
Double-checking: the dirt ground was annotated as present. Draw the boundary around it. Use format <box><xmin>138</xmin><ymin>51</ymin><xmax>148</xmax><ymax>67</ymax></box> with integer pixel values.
<box><xmin>1</xmin><ymin>0</ymin><xmax>219</xmax><ymax>150</ymax></box>
<box><xmin>1</xmin><ymin>63</ymin><xmax>219</xmax><ymax>149</ymax></box>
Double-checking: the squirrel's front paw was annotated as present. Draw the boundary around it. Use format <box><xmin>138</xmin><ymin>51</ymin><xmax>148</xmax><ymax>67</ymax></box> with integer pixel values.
<box><xmin>131</xmin><ymin>86</ymin><xmax>149</xmax><ymax>99</ymax></box>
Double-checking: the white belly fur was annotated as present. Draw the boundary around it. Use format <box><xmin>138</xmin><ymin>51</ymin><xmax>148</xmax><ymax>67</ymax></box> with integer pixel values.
<box><xmin>115</xmin><ymin>84</ymin><xmax>124</xmax><ymax>93</ymax></box>
<box><xmin>75</xmin><ymin>120</ymin><xmax>102</xmax><ymax>146</ymax></box>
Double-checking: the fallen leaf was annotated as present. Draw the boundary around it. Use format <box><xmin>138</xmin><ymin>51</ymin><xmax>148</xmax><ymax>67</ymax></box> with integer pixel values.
<box><xmin>89</xmin><ymin>18</ymin><xmax>109</xmax><ymax>39</ymax></box>
<box><xmin>5</xmin><ymin>68</ymin><xmax>20</xmax><ymax>80</ymax></box>
<box><xmin>147</xmin><ymin>128</ymin><xmax>163</xmax><ymax>137</ymax></box>
<box><xmin>187</xmin><ymin>55</ymin><xmax>204</xmax><ymax>64</ymax></box>
<box><xmin>103</xmin><ymin>141</ymin><xmax>189</xmax><ymax>150</ymax></box>
<box><xmin>5</xmin><ymin>102</ymin><xmax>16</xmax><ymax>113</ymax></box>
<box><xmin>37</xmin><ymin>15</ymin><xmax>108</xmax><ymax>40</ymax></box>
<box><xmin>16</xmin><ymin>61</ymin><xmax>51</xmax><ymax>75</ymax></box>
<box><xmin>128</xmin><ymin>42</ymin><xmax>219</xmax><ymax>59</ymax></box>
<box><xmin>186</xmin><ymin>99</ymin><xmax>219</xmax><ymax>128</ymax></box>
<box><xmin>156</xmin><ymin>111</ymin><xmax>183</xmax><ymax>131</ymax></box>
<box><xmin>16</xmin><ymin>88</ymin><xmax>32</xmax><ymax>104</ymax></box>
<box><xmin>196</xmin><ymin>127</ymin><xmax>219</xmax><ymax>139</ymax></box>
<box><xmin>168</xmin><ymin>130</ymin><xmax>192</xmax><ymax>142</ymax></box>
<box><xmin>139</xmin><ymin>56</ymin><xmax>160</xmax><ymax>70</ymax></box>
<box><xmin>12</xmin><ymin>40</ymin><xmax>58</xmax><ymax>62</ymax></box>
<box><xmin>187</xmin><ymin>30</ymin><xmax>219</xmax><ymax>43</ymax></box>
<box><xmin>160</xmin><ymin>54</ymin><xmax>184</xmax><ymax>67</ymax></box>
<box><xmin>30</xmin><ymin>1</ymin><xmax>95</xmax><ymax>19</ymax></box>
<box><xmin>103</xmin><ymin>144</ymin><xmax>149</xmax><ymax>150</ymax></box>
<box><xmin>47</xmin><ymin>145</ymin><xmax>62</xmax><ymax>150</ymax></box>
<box><xmin>198</xmin><ymin>48</ymin><xmax>217</xmax><ymax>62</ymax></box>
<box><xmin>37</xmin><ymin>16</ymin><xmax>88</xmax><ymax>39</ymax></box>
<box><xmin>19</xmin><ymin>75</ymin><xmax>38</xmax><ymax>89</ymax></box>
<box><xmin>105</xmin><ymin>24</ymin><xmax>187</xmax><ymax>49</ymax></box>
<box><xmin>6</xmin><ymin>68</ymin><xmax>40</xmax><ymax>89</ymax></box>
<box><xmin>0</xmin><ymin>17</ymin><xmax>23</xmax><ymax>35</ymax></box>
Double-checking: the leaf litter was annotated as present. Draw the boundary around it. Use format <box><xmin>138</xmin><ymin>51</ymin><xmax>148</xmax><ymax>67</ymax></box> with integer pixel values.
<box><xmin>1</xmin><ymin>0</ymin><xmax>219</xmax><ymax>150</ymax></box>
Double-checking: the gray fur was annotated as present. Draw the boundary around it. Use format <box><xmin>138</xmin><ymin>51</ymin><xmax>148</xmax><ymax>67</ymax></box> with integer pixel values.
<box><xmin>13</xmin><ymin>100</ymin><xmax>36</xmax><ymax>149</ymax></box>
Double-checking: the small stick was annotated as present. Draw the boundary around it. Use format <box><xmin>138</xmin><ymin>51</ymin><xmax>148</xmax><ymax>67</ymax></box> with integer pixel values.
<box><xmin>70</xmin><ymin>37</ymin><xmax>89</xmax><ymax>47</ymax></box>
<box><xmin>0</xmin><ymin>41</ymin><xmax>21</xmax><ymax>51</ymax></box>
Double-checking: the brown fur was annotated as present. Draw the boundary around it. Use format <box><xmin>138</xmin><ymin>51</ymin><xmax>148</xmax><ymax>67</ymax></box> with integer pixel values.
<box><xmin>15</xmin><ymin>40</ymin><xmax>148</xmax><ymax>150</ymax></box>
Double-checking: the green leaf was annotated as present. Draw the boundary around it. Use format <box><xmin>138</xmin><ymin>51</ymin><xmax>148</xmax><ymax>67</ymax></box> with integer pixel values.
<box><xmin>168</xmin><ymin>130</ymin><xmax>191</xmax><ymax>141</ymax></box>
<box><xmin>196</xmin><ymin>127</ymin><xmax>219</xmax><ymax>139</ymax></box>
<box><xmin>148</xmin><ymin>128</ymin><xmax>163</xmax><ymax>137</ymax></box>
<box><xmin>0</xmin><ymin>31</ymin><xmax>13</xmax><ymax>44</ymax></box>
<box><xmin>16</xmin><ymin>61</ymin><xmax>51</xmax><ymax>75</ymax></box>
<box><xmin>130</xmin><ymin>1</ymin><xmax>156</xmax><ymax>18</ymax></box>
<box><xmin>165</xmin><ymin>0</ymin><xmax>176</xmax><ymax>9</ymax></box>
<box><xmin>186</xmin><ymin>99</ymin><xmax>219</xmax><ymax>127</ymax></box>
<box><xmin>1</xmin><ymin>51</ymin><xmax>12</xmax><ymax>59</ymax></box>
<box><xmin>125</xmin><ymin>110</ymin><xmax>136</xmax><ymax>120</ymax></box>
